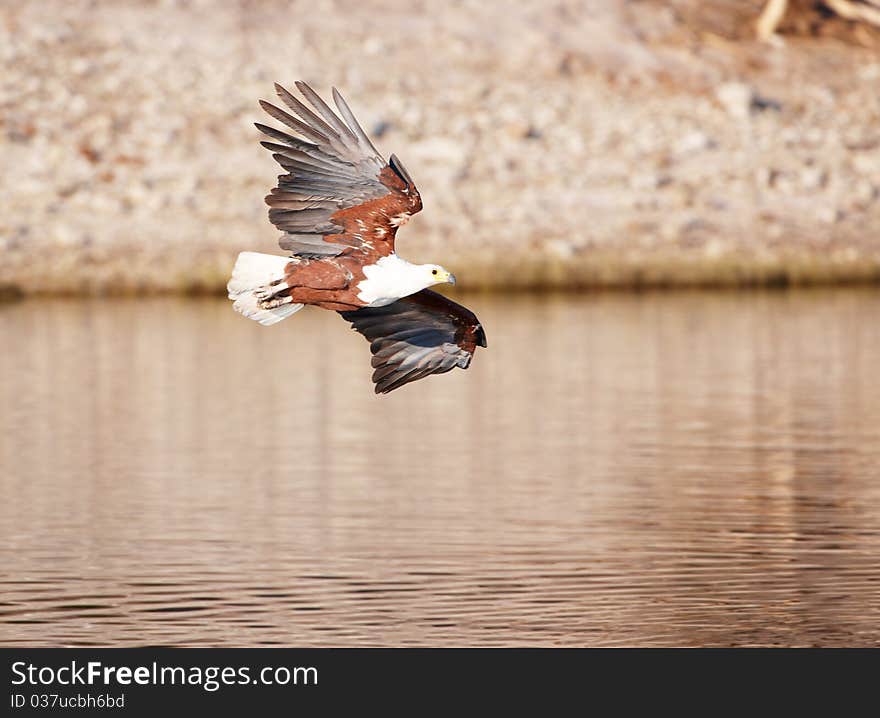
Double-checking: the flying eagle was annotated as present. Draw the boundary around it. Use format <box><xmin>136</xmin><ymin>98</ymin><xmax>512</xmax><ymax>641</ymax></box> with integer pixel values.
<box><xmin>227</xmin><ymin>82</ymin><xmax>486</xmax><ymax>394</ymax></box>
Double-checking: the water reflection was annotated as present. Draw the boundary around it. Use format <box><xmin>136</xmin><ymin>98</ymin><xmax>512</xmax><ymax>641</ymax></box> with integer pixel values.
<box><xmin>1</xmin><ymin>290</ymin><xmax>879</xmax><ymax>646</ymax></box>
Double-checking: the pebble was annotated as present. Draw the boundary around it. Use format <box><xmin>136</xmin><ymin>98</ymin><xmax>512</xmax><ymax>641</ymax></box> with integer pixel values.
<box><xmin>715</xmin><ymin>83</ymin><xmax>753</xmax><ymax>120</ymax></box>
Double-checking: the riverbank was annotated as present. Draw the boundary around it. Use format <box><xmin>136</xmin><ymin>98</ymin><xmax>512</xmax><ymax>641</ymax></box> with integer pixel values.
<box><xmin>2</xmin><ymin>1</ymin><xmax>879</xmax><ymax>295</ymax></box>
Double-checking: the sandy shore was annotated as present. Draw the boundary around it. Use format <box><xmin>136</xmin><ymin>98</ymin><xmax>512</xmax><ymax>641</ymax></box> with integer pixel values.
<box><xmin>2</xmin><ymin>0</ymin><xmax>880</xmax><ymax>294</ymax></box>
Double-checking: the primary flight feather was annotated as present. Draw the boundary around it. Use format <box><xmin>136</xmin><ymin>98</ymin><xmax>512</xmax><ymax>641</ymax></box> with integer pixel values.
<box><xmin>227</xmin><ymin>82</ymin><xmax>486</xmax><ymax>393</ymax></box>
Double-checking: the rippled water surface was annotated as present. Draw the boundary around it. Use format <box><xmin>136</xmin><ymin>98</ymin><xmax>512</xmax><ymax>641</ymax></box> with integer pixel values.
<box><xmin>2</xmin><ymin>290</ymin><xmax>880</xmax><ymax>646</ymax></box>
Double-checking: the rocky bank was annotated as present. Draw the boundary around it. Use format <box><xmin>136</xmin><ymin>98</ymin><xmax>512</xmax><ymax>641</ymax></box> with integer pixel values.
<box><xmin>2</xmin><ymin>0</ymin><xmax>880</xmax><ymax>294</ymax></box>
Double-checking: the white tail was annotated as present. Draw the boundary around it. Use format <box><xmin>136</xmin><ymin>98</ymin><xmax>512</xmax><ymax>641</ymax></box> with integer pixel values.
<box><xmin>227</xmin><ymin>252</ymin><xmax>304</xmax><ymax>326</ymax></box>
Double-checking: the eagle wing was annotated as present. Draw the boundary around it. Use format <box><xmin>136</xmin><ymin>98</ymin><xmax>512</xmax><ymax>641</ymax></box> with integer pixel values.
<box><xmin>257</xmin><ymin>82</ymin><xmax>422</xmax><ymax>260</ymax></box>
<box><xmin>339</xmin><ymin>290</ymin><xmax>487</xmax><ymax>394</ymax></box>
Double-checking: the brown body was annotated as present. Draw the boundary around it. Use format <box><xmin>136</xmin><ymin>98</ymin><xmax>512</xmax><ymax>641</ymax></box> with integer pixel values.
<box><xmin>280</xmin><ymin>255</ymin><xmax>368</xmax><ymax>311</ymax></box>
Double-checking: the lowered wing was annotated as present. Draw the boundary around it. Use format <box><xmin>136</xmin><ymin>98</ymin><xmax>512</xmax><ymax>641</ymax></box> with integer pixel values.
<box><xmin>340</xmin><ymin>290</ymin><xmax>487</xmax><ymax>394</ymax></box>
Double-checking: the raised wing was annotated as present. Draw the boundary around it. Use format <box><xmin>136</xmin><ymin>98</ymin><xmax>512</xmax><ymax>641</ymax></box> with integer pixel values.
<box><xmin>339</xmin><ymin>290</ymin><xmax>487</xmax><ymax>394</ymax></box>
<box><xmin>257</xmin><ymin>82</ymin><xmax>422</xmax><ymax>259</ymax></box>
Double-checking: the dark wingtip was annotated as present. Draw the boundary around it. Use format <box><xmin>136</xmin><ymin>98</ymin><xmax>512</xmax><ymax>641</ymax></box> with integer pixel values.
<box><xmin>388</xmin><ymin>153</ymin><xmax>414</xmax><ymax>186</ymax></box>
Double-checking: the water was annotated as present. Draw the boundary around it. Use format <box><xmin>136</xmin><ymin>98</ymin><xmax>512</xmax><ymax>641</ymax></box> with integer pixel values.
<box><xmin>1</xmin><ymin>290</ymin><xmax>879</xmax><ymax>647</ymax></box>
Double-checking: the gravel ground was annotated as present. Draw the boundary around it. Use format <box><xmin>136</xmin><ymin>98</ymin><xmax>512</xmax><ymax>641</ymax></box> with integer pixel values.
<box><xmin>2</xmin><ymin>0</ymin><xmax>880</xmax><ymax>294</ymax></box>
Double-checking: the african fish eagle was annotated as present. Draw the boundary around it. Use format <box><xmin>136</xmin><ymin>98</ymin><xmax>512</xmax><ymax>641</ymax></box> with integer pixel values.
<box><xmin>227</xmin><ymin>82</ymin><xmax>486</xmax><ymax>394</ymax></box>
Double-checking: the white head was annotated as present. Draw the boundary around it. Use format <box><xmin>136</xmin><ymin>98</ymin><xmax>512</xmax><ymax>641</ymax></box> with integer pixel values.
<box><xmin>357</xmin><ymin>255</ymin><xmax>456</xmax><ymax>308</ymax></box>
<box><xmin>421</xmin><ymin>263</ymin><xmax>456</xmax><ymax>287</ymax></box>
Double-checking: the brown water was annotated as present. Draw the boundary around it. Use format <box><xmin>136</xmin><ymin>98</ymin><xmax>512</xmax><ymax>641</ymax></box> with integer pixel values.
<box><xmin>1</xmin><ymin>290</ymin><xmax>879</xmax><ymax>647</ymax></box>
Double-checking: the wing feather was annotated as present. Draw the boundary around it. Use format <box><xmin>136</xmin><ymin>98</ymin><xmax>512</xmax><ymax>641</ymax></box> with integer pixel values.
<box><xmin>260</xmin><ymin>142</ymin><xmax>356</xmax><ymax>176</ymax></box>
<box><xmin>296</xmin><ymin>81</ymin><xmax>360</xmax><ymax>144</ymax></box>
<box><xmin>258</xmin><ymin>100</ymin><xmax>329</xmax><ymax>144</ymax></box>
<box><xmin>332</xmin><ymin>87</ymin><xmax>383</xmax><ymax>158</ymax></box>
<box><xmin>276</xmin><ymin>83</ymin><xmax>342</xmax><ymax>141</ymax></box>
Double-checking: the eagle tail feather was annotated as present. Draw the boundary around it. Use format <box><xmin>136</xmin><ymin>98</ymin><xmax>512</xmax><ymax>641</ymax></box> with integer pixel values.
<box><xmin>227</xmin><ymin>251</ymin><xmax>303</xmax><ymax>326</ymax></box>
